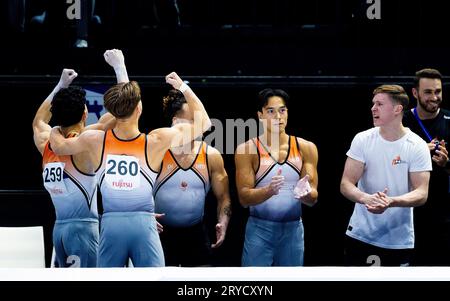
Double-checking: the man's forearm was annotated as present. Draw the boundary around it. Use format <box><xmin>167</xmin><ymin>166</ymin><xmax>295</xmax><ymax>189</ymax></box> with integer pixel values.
<box><xmin>218</xmin><ymin>201</ymin><xmax>232</xmax><ymax>227</ymax></box>
<box><xmin>340</xmin><ymin>181</ymin><xmax>367</xmax><ymax>204</ymax></box>
<box><xmin>114</xmin><ymin>65</ymin><xmax>129</xmax><ymax>83</ymax></box>
<box><xmin>183</xmin><ymin>88</ymin><xmax>211</xmax><ymax>132</ymax></box>
<box><xmin>390</xmin><ymin>189</ymin><xmax>428</xmax><ymax>207</ymax></box>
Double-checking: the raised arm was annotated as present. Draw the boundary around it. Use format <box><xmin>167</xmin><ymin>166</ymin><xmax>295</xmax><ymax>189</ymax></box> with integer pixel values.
<box><xmin>146</xmin><ymin>73</ymin><xmax>212</xmax><ymax>169</ymax></box>
<box><xmin>235</xmin><ymin>142</ymin><xmax>283</xmax><ymax>207</ymax></box>
<box><xmin>208</xmin><ymin>147</ymin><xmax>232</xmax><ymax>248</ymax></box>
<box><xmin>165</xmin><ymin>72</ymin><xmax>211</xmax><ymax>139</ymax></box>
<box><xmin>81</xmin><ymin>49</ymin><xmax>127</xmax><ymax>132</ymax></box>
<box><xmin>298</xmin><ymin>139</ymin><xmax>319</xmax><ymax>207</ymax></box>
<box><xmin>32</xmin><ymin>69</ymin><xmax>78</xmax><ymax>155</ymax></box>
<box><xmin>104</xmin><ymin>49</ymin><xmax>129</xmax><ymax>83</ymax></box>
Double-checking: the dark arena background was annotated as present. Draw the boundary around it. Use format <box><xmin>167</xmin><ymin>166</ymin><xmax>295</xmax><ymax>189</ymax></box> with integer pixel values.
<box><xmin>1</xmin><ymin>0</ymin><xmax>450</xmax><ymax>278</ymax></box>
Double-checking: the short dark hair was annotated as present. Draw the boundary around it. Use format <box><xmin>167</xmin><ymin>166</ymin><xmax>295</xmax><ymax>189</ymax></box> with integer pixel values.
<box><xmin>257</xmin><ymin>88</ymin><xmax>289</xmax><ymax>111</ymax></box>
<box><xmin>162</xmin><ymin>89</ymin><xmax>186</xmax><ymax>124</ymax></box>
<box><xmin>414</xmin><ymin>68</ymin><xmax>442</xmax><ymax>88</ymax></box>
<box><xmin>51</xmin><ymin>86</ymin><xmax>86</xmax><ymax>127</ymax></box>
<box><xmin>373</xmin><ymin>84</ymin><xmax>409</xmax><ymax>112</ymax></box>
<box><xmin>104</xmin><ymin>81</ymin><xmax>141</xmax><ymax>119</ymax></box>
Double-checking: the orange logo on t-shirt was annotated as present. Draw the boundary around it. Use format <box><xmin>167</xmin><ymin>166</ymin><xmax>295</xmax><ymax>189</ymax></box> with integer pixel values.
<box><xmin>392</xmin><ymin>155</ymin><xmax>402</xmax><ymax>166</ymax></box>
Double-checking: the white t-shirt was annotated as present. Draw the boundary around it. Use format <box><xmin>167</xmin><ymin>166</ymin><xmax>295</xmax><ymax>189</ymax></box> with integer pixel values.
<box><xmin>345</xmin><ymin>127</ymin><xmax>432</xmax><ymax>249</ymax></box>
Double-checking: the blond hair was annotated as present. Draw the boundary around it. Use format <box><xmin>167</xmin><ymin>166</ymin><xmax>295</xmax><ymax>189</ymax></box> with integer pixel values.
<box><xmin>104</xmin><ymin>81</ymin><xmax>141</xmax><ymax>118</ymax></box>
<box><xmin>373</xmin><ymin>84</ymin><xmax>409</xmax><ymax>112</ymax></box>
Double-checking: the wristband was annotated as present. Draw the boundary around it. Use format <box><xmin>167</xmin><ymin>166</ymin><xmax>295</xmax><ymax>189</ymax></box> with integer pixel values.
<box><xmin>179</xmin><ymin>82</ymin><xmax>190</xmax><ymax>93</ymax></box>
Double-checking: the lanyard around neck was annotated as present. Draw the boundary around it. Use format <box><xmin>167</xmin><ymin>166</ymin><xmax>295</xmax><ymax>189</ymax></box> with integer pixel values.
<box><xmin>413</xmin><ymin>107</ymin><xmax>433</xmax><ymax>142</ymax></box>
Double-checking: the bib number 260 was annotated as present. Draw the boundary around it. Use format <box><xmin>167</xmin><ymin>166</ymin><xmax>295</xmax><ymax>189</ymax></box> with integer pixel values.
<box><xmin>105</xmin><ymin>155</ymin><xmax>140</xmax><ymax>190</ymax></box>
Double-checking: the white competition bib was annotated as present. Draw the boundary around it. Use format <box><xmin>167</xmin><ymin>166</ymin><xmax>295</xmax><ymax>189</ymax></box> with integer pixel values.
<box><xmin>104</xmin><ymin>154</ymin><xmax>140</xmax><ymax>190</ymax></box>
<box><xmin>43</xmin><ymin>162</ymin><xmax>67</xmax><ymax>196</ymax></box>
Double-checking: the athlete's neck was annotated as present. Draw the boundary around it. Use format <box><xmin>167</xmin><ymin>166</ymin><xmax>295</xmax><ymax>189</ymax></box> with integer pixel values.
<box><xmin>260</xmin><ymin>132</ymin><xmax>289</xmax><ymax>150</ymax></box>
<box><xmin>113</xmin><ymin>118</ymin><xmax>140</xmax><ymax>139</ymax></box>
<box><xmin>61</xmin><ymin>122</ymin><xmax>83</xmax><ymax>138</ymax></box>
<box><xmin>171</xmin><ymin>141</ymin><xmax>196</xmax><ymax>156</ymax></box>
